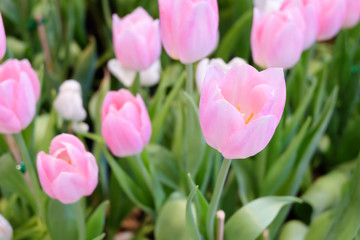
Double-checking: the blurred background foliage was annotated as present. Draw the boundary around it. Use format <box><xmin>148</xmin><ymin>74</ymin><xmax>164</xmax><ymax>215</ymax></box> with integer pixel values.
<box><xmin>0</xmin><ymin>0</ymin><xmax>360</xmax><ymax>240</ymax></box>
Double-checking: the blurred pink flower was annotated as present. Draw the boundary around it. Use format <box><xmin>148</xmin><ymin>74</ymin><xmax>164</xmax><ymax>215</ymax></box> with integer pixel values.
<box><xmin>113</xmin><ymin>7</ymin><xmax>161</xmax><ymax>71</ymax></box>
<box><xmin>343</xmin><ymin>0</ymin><xmax>360</xmax><ymax>29</ymax></box>
<box><xmin>199</xmin><ymin>64</ymin><xmax>286</xmax><ymax>159</ymax></box>
<box><xmin>0</xmin><ymin>12</ymin><xmax>6</xmax><ymax>60</ymax></box>
<box><xmin>101</xmin><ymin>89</ymin><xmax>151</xmax><ymax>157</ymax></box>
<box><xmin>251</xmin><ymin>7</ymin><xmax>305</xmax><ymax>69</ymax></box>
<box><xmin>37</xmin><ymin>134</ymin><xmax>98</xmax><ymax>204</ymax></box>
<box><xmin>281</xmin><ymin>0</ymin><xmax>321</xmax><ymax>50</ymax></box>
<box><xmin>158</xmin><ymin>0</ymin><xmax>219</xmax><ymax>64</ymax></box>
<box><xmin>0</xmin><ymin>59</ymin><xmax>40</xmax><ymax>134</ymax></box>
<box><xmin>316</xmin><ymin>0</ymin><xmax>346</xmax><ymax>41</ymax></box>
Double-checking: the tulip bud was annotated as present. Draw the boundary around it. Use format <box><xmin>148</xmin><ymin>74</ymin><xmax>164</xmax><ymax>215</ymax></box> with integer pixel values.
<box><xmin>158</xmin><ymin>0</ymin><xmax>219</xmax><ymax>64</ymax></box>
<box><xmin>37</xmin><ymin>134</ymin><xmax>98</xmax><ymax>204</ymax></box>
<box><xmin>0</xmin><ymin>59</ymin><xmax>40</xmax><ymax>134</ymax></box>
<box><xmin>0</xmin><ymin>214</ymin><xmax>13</xmax><ymax>240</ymax></box>
<box><xmin>343</xmin><ymin>0</ymin><xmax>360</xmax><ymax>29</ymax></box>
<box><xmin>107</xmin><ymin>58</ymin><xmax>161</xmax><ymax>87</ymax></box>
<box><xmin>0</xmin><ymin>12</ymin><xmax>6</xmax><ymax>60</ymax></box>
<box><xmin>53</xmin><ymin>80</ymin><xmax>87</xmax><ymax>121</ymax></box>
<box><xmin>113</xmin><ymin>7</ymin><xmax>161</xmax><ymax>71</ymax></box>
<box><xmin>101</xmin><ymin>89</ymin><xmax>151</xmax><ymax>157</ymax></box>
<box><xmin>316</xmin><ymin>0</ymin><xmax>346</xmax><ymax>41</ymax></box>
<box><xmin>196</xmin><ymin>57</ymin><xmax>246</xmax><ymax>93</ymax></box>
<box><xmin>251</xmin><ymin>7</ymin><xmax>305</xmax><ymax>69</ymax></box>
<box><xmin>199</xmin><ymin>64</ymin><xmax>286</xmax><ymax>159</ymax></box>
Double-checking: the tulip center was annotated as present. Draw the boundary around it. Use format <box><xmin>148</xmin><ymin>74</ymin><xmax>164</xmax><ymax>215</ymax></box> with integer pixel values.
<box><xmin>57</xmin><ymin>150</ymin><xmax>72</xmax><ymax>165</ymax></box>
<box><xmin>237</xmin><ymin>104</ymin><xmax>254</xmax><ymax>124</ymax></box>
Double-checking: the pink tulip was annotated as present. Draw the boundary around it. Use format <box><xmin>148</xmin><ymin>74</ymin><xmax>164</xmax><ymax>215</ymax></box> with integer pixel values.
<box><xmin>158</xmin><ymin>0</ymin><xmax>219</xmax><ymax>64</ymax></box>
<box><xmin>0</xmin><ymin>12</ymin><xmax>6</xmax><ymax>60</ymax></box>
<box><xmin>316</xmin><ymin>0</ymin><xmax>346</xmax><ymax>41</ymax></box>
<box><xmin>0</xmin><ymin>59</ymin><xmax>40</xmax><ymax>134</ymax></box>
<box><xmin>281</xmin><ymin>0</ymin><xmax>321</xmax><ymax>50</ymax></box>
<box><xmin>113</xmin><ymin>7</ymin><xmax>161</xmax><ymax>71</ymax></box>
<box><xmin>101</xmin><ymin>89</ymin><xmax>151</xmax><ymax>157</ymax></box>
<box><xmin>199</xmin><ymin>64</ymin><xmax>286</xmax><ymax>159</ymax></box>
<box><xmin>343</xmin><ymin>0</ymin><xmax>360</xmax><ymax>29</ymax></box>
<box><xmin>37</xmin><ymin>134</ymin><xmax>98</xmax><ymax>204</ymax></box>
<box><xmin>251</xmin><ymin>7</ymin><xmax>305</xmax><ymax>69</ymax></box>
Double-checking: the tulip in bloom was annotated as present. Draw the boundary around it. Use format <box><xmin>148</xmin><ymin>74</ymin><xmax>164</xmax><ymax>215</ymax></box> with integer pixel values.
<box><xmin>199</xmin><ymin>64</ymin><xmax>286</xmax><ymax>159</ymax></box>
<box><xmin>158</xmin><ymin>0</ymin><xmax>219</xmax><ymax>64</ymax></box>
<box><xmin>316</xmin><ymin>0</ymin><xmax>346</xmax><ymax>41</ymax></box>
<box><xmin>113</xmin><ymin>7</ymin><xmax>161</xmax><ymax>71</ymax></box>
<box><xmin>196</xmin><ymin>57</ymin><xmax>246</xmax><ymax>92</ymax></box>
<box><xmin>0</xmin><ymin>214</ymin><xmax>12</xmax><ymax>240</ymax></box>
<box><xmin>251</xmin><ymin>7</ymin><xmax>305</xmax><ymax>69</ymax></box>
<box><xmin>53</xmin><ymin>80</ymin><xmax>87</xmax><ymax>121</ymax></box>
<box><xmin>102</xmin><ymin>89</ymin><xmax>151</xmax><ymax>157</ymax></box>
<box><xmin>343</xmin><ymin>0</ymin><xmax>360</xmax><ymax>29</ymax></box>
<box><xmin>0</xmin><ymin>59</ymin><xmax>40</xmax><ymax>134</ymax></box>
<box><xmin>108</xmin><ymin>58</ymin><xmax>161</xmax><ymax>87</ymax></box>
<box><xmin>0</xmin><ymin>12</ymin><xmax>6</xmax><ymax>60</ymax></box>
<box><xmin>37</xmin><ymin>134</ymin><xmax>98</xmax><ymax>204</ymax></box>
<box><xmin>281</xmin><ymin>0</ymin><xmax>321</xmax><ymax>49</ymax></box>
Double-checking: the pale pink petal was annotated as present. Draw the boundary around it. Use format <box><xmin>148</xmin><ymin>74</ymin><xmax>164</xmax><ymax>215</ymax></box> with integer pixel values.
<box><xmin>85</xmin><ymin>152</ymin><xmax>99</xmax><ymax>195</ymax></box>
<box><xmin>0</xmin><ymin>105</ymin><xmax>21</xmax><ymax>134</ymax></box>
<box><xmin>52</xmin><ymin>172</ymin><xmax>88</xmax><ymax>204</ymax></box>
<box><xmin>136</xmin><ymin>94</ymin><xmax>152</xmax><ymax>144</ymax></box>
<box><xmin>117</xmin><ymin>101</ymin><xmax>141</xmax><ymax>130</ymax></box>
<box><xmin>49</xmin><ymin>133</ymin><xmax>86</xmax><ymax>156</ymax></box>
<box><xmin>0</xmin><ymin>12</ymin><xmax>6</xmax><ymax>60</ymax></box>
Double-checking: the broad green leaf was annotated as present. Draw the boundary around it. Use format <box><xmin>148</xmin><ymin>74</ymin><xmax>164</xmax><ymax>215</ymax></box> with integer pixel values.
<box><xmin>47</xmin><ymin>199</ymin><xmax>78</xmax><ymax>240</ymax></box>
<box><xmin>278</xmin><ymin>220</ymin><xmax>308</xmax><ymax>240</ymax></box>
<box><xmin>305</xmin><ymin>210</ymin><xmax>334</xmax><ymax>240</ymax></box>
<box><xmin>232</xmin><ymin>159</ymin><xmax>257</xmax><ymax>205</ymax></box>
<box><xmin>155</xmin><ymin>193</ymin><xmax>192</xmax><ymax>240</ymax></box>
<box><xmin>86</xmin><ymin>201</ymin><xmax>109</xmax><ymax>240</ymax></box>
<box><xmin>91</xmin><ymin>233</ymin><xmax>106</xmax><ymax>240</ymax></box>
<box><xmin>224</xmin><ymin>196</ymin><xmax>302</xmax><ymax>240</ymax></box>
<box><xmin>186</xmin><ymin>186</ymin><xmax>202</xmax><ymax>240</ymax></box>
<box><xmin>0</xmin><ymin>154</ymin><xmax>35</xmax><ymax>210</ymax></box>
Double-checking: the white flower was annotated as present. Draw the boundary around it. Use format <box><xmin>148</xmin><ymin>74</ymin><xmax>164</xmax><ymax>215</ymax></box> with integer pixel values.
<box><xmin>107</xmin><ymin>58</ymin><xmax>161</xmax><ymax>87</ymax></box>
<box><xmin>253</xmin><ymin>0</ymin><xmax>285</xmax><ymax>14</ymax></box>
<box><xmin>53</xmin><ymin>80</ymin><xmax>87</xmax><ymax>121</ymax></box>
<box><xmin>72</xmin><ymin>121</ymin><xmax>89</xmax><ymax>133</ymax></box>
<box><xmin>196</xmin><ymin>57</ymin><xmax>247</xmax><ymax>93</ymax></box>
<box><xmin>0</xmin><ymin>214</ymin><xmax>13</xmax><ymax>240</ymax></box>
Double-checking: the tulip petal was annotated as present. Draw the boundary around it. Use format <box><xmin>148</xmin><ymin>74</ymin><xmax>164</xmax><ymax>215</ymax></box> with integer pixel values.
<box><xmin>107</xmin><ymin>59</ymin><xmax>136</xmax><ymax>87</ymax></box>
<box><xmin>221</xmin><ymin>115</ymin><xmax>278</xmax><ymax>159</ymax></box>
<box><xmin>49</xmin><ymin>133</ymin><xmax>86</xmax><ymax>156</ymax></box>
<box><xmin>102</xmin><ymin>113</ymin><xmax>144</xmax><ymax>157</ymax></box>
<box><xmin>136</xmin><ymin>94</ymin><xmax>152</xmax><ymax>144</ymax></box>
<box><xmin>51</xmin><ymin>172</ymin><xmax>88</xmax><ymax>204</ymax></box>
<box><xmin>0</xmin><ymin>12</ymin><xmax>5</xmax><ymax>60</ymax></box>
<box><xmin>101</xmin><ymin>90</ymin><xmax>137</xmax><ymax>121</ymax></box>
<box><xmin>0</xmin><ymin>105</ymin><xmax>21</xmax><ymax>134</ymax></box>
<box><xmin>117</xmin><ymin>101</ymin><xmax>141</xmax><ymax>130</ymax></box>
<box><xmin>85</xmin><ymin>152</ymin><xmax>99</xmax><ymax>195</ymax></box>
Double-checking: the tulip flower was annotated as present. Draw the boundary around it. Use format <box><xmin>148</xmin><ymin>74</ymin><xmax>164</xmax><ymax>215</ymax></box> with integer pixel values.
<box><xmin>251</xmin><ymin>7</ymin><xmax>305</xmax><ymax>69</ymax></box>
<box><xmin>108</xmin><ymin>58</ymin><xmax>161</xmax><ymax>87</ymax></box>
<box><xmin>158</xmin><ymin>0</ymin><xmax>219</xmax><ymax>64</ymax></box>
<box><xmin>281</xmin><ymin>0</ymin><xmax>321</xmax><ymax>50</ymax></box>
<box><xmin>343</xmin><ymin>0</ymin><xmax>360</xmax><ymax>29</ymax></box>
<box><xmin>196</xmin><ymin>57</ymin><xmax>246</xmax><ymax>93</ymax></box>
<box><xmin>112</xmin><ymin>7</ymin><xmax>161</xmax><ymax>71</ymax></box>
<box><xmin>53</xmin><ymin>80</ymin><xmax>87</xmax><ymax>121</ymax></box>
<box><xmin>0</xmin><ymin>59</ymin><xmax>40</xmax><ymax>134</ymax></box>
<box><xmin>101</xmin><ymin>89</ymin><xmax>151</xmax><ymax>157</ymax></box>
<box><xmin>37</xmin><ymin>134</ymin><xmax>98</xmax><ymax>204</ymax></box>
<box><xmin>199</xmin><ymin>64</ymin><xmax>286</xmax><ymax>159</ymax></box>
<box><xmin>0</xmin><ymin>12</ymin><xmax>6</xmax><ymax>60</ymax></box>
<box><xmin>0</xmin><ymin>214</ymin><xmax>12</xmax><ymax>240</ymax></box>
<box><xmin>316</xmin><ymin>0</ymin><xmax>346</xmax><ymax>41</ymax></box>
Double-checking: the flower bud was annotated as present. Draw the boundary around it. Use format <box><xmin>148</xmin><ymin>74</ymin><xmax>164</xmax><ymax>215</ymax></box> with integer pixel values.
<box><xmin>0</xmin><ymin>214</ymin><xmax>13</xmax><ymax>240</ymax></box>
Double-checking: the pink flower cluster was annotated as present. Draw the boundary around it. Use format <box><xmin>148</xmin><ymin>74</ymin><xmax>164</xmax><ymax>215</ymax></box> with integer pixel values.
<box><xmin>251</xmin><ymin>0</ymin><xmax>360</xmax><ymax>69</ymax></box>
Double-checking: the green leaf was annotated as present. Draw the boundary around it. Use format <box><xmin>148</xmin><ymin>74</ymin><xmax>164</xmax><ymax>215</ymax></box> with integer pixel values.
<box><xmin>232</xmin><ymin>159</ymin><xmax>257</xmax><ymax>205</ymax></box>
<box><xmin>47</xmin><ymin>199</ymin><xmax>78</xmax><ymax>240</ymax></box>
<box><xmin>186</xmin><ymin>186</ymin><xmax>202</xmax><ymax>240</ymax></box>
<box><xmin>155</xmin><ymin>193</ymin><xmax>193</xmax><ymax>240</ymax></box>
<box><xmin>224</xmin><ymin>196</ymin><xmax>302</xmax><ymax>240</ymax></box>
<box><xmin>91</xmin><ymin>233</ymin><xmax>106</xmax><ymax>240</ymax></box>
<box><xmin>73</xmin><ymin>38</ymin><xmax>97</xmax><ymax>104</ymax></box>
<box><xmin>305</xmin><ymin>210</ymin><xmax>335</xmax><ymax>240</ymax></box>
<box><xmin>278</xmin><ymin>220</ymin><xmax>308</xmax><ymax>240</ymax></box>
<box><xmin>0</xmin><ymin>153</ymin><xmax>35</xmax><ymax>210</ymax></box>
<box><xmin>86</xmin><ymin>201</ymin><xmax>109</xmax><ymax>240</ymax></box>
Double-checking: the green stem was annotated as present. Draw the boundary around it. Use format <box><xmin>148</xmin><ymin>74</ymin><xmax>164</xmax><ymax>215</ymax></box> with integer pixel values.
<box><xmin>186</xmin><ymin>64</ymin><xmax>194</xmax><ymax>98</ymax></box>
<box><xmin>133</xmin><ymin>154</ymin><xmax>153</xmax><ymax>195</ymax></box>
<box><xmin>13</xmin><ymin>133</ymin><xmax>45</xmax><ymax>220</ymax></box>
<box><xmin>74</xmin><ymin>201</ymin><xmax>85</xmax><ymax>240</ymax></box>
<box><xmin>206</xmin><ymin>158</ymin><xmax>232</xmax><ymax>240</ymax></box>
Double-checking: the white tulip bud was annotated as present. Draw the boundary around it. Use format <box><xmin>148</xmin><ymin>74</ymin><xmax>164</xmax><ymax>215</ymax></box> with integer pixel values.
<box><xmin>253</xmin><ymin>0</ymin><xmax>285</xmax><ymax>14</ymax></box>
<box><xmin>72</xmin><ymin>121</ymin><xmax>89</xmax><ymax>133</ymax></box>
<box><xmin>0</xmin><ymin>214</ymin><xmax>13</xmax><ymax>240</ymax></box>
<box><xmin>53</xmin><ymin>80</ymin><xmax>87</xmax><ymax>121</ymax></box>
<box><xmin>108</xmin><ymin>59</ymin><xmax>161</xmax><ymax>87</ymax></box>
<box><xmin>196</xmin><ymin>57</ymin><xmax>246</xmax><ymax>93</ymax></box>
